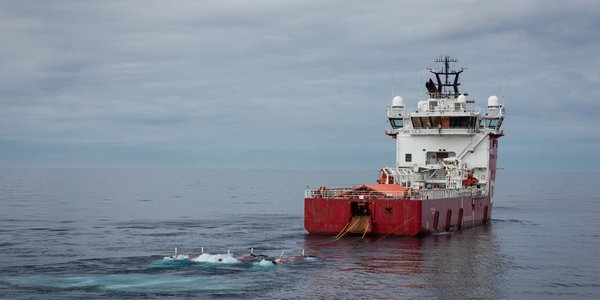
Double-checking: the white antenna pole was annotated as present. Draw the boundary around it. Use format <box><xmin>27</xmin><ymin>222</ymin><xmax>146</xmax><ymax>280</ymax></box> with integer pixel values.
<box><xmin>392</xmin><ymin>70</ymin><xmax>395</xmax><ymax>98</ymax></box>
<box><xmin>502</xmin><ymin>60</ymin><xmax>507</xmax><ymax>105</ymax></box>
<box><xmin>502</xmin><ymin>74</ymin><xmax>506</xmax><ymax>105</ymax></box>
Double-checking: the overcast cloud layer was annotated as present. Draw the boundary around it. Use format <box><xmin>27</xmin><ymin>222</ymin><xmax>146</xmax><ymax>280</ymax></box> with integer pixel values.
<box><xmin>0</xmin><ymin>0</ymin><xmax>599</xmax><ymax>170</ymax></box>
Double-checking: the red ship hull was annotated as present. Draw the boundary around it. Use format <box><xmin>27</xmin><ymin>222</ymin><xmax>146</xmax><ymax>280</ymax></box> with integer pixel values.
<box><xmin>305</xmin><ymin>132</ymin><xmax>501</xmax><ymax>236</ymax></box>
<box><xmin>304</xmin><ymin>195</ymin><xmax>492</xmax><ymax>236</ymax></box>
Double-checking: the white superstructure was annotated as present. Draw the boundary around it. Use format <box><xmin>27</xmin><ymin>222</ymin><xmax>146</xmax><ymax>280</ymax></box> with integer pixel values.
<box><xmin>381</xmin><ymin>56</ymin><xmax>504</xmax><ymax>197</ymax></box>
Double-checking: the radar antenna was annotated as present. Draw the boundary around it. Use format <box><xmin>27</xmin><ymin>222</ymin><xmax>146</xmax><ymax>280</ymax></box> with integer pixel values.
<box><xmin>426</xmin><ymin>55</ymin><xmax>465</xmax><ymax>99</ymax></box>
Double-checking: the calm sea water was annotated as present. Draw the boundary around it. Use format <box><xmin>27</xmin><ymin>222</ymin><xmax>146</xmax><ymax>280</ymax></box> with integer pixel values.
<box><xmin>0</xmin><ymin>169</ymin><xmax>598</xmax><ymax>299</ymax></box>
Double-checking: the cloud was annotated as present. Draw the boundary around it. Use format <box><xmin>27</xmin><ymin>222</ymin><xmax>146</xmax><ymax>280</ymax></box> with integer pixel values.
<box><xmin>0</xmin><ymin>0</ymin><xmax>598</xmax><ymax>169</ymax></box>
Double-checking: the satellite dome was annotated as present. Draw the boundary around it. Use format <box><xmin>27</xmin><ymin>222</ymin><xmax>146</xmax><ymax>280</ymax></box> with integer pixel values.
<box><xmin>392</xmin><ymin>96</ymin><xmax>405</xmax><ymax>107</ymax></box>
<box><xmin>488</xmin><ymin>95</ymin><xmax>500</xmax><ymax>107</ymax></box>
<box><xmin>456</xmin><ymin>94</ymin><xmax>467</xmax><ymax>103</ymax></box>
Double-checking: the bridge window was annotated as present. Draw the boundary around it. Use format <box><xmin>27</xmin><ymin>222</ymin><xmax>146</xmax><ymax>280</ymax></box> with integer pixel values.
<box><xmin>412</xmin><ymin>116</ymin><xmax>476</xmax><ymax>129</ymax></box>
<box><xmin>389</xmin><ymin>118</ymin><xmax>404</xmax><ymax>128</ymax></box>
<box><xmin>489</xmin><ymin>118</ymin><xmax>502</xmax><ymax>127</ymax></box>
<box><xmin>422</xmin><ymin>117</ymin><xmax>432</xmax><ymax>128</ymax></box>
<box><xmin>431</xmin><ymin>116</ymin><xmax>441</xmax><ymax>128</ymax></box>
<box><xmin>441</xmin><ymin>117</ymin><xmax>450</xmax><ymax>128</ymax></box>
<box><xmin>412</xmin><ymin>117</ymin><xmax>422</xmax><ymax>128</ymax></box>
<box><xmin>405</xmin><ymin>153</ymin><xmax>412</xmax><ymax>162</ymax></box>
<box><xmin>480</xmin><ymin>118</ymin><xmax>503</xmax><ymax>128</ymax></box>
<box><xmin>450</xmin><ymin>116</ymin><xmax>475</xmax><ymax>128</ymax></box>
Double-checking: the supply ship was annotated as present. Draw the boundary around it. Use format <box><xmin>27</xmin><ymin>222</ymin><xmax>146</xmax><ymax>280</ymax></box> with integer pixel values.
<box><xmin>304</xmin><ymin>56</ymin><xmax>505</xmax><ymax>236</ymax></box>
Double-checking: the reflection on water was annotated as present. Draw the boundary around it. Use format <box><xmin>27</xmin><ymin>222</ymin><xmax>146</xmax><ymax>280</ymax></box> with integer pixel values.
<box><xmin>421</xmin><ymin>227</ymin><xmax>506</xmax><ymax>299</ymax></box>
<box><xmin>301</xmin><ymin>226</ymin><xmax>506</xmax><ymax>299</ymax></box>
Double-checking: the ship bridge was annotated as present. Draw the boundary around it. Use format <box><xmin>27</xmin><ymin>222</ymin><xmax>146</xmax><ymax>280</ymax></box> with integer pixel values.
<box><xmin>386</xmin><ymin>94</ymin><xmax>484</xmax><ymax>136</ymax></box>
<box><xmin>383</xmin><ymin>56</ymin><xmax>504</xmax><ymax>195</ymax></box>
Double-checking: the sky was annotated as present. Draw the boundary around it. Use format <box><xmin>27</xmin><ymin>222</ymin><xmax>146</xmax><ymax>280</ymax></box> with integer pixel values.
<box><xmin>0</xmin><ymin>0</ymin><xmax>599</xmax><ymax>170</ymax></box>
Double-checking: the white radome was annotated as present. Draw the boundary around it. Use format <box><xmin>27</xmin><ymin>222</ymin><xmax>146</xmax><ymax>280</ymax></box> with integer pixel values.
<box><xmin>488</xmin><ymin>95</ymin><xmax>499</xmax><ymax>107</ymax></box>
<box><xmin>392</xmin><ymin>96</ymin><xmax>405</xmax><ymax>107</ymax></box>
<box><xmin>457</xmin><ymin>94</ymin><xmax>467</xmax><ymax>103</ymax></box>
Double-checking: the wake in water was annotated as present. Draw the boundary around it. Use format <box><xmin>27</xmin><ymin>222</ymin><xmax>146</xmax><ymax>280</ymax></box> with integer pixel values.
<box><xmin>4</xmin><ymin>249</ymin><xmax>318</xmax><ymax>297</ymax></box>
<box><xmin>162</xmin><ymin>247</ymin><xmax>315</xmax><ymax>266</ymax></box>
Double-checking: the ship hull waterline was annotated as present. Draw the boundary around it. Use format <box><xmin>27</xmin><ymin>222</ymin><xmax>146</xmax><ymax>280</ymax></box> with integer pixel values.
<box><xmin>304</xmin><ymin>194</ymin><xmax>492</xmax><ymax>236</ymax></box>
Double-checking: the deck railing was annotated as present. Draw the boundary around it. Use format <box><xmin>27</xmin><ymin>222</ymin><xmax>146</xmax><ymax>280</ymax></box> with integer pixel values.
<box><xmin>410</xmin><ymin>128</ymin><xmax>478</xmax><ymax>135</ymax></box>
<box><xmin>305</xmin><ymin>187</ymin><xmax>486</xmax><ymax>200</ymax></box>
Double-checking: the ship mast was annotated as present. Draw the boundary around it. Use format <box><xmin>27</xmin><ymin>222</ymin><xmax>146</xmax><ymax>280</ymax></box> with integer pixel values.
<box><xmin>426</xmin><ymin>55</ymin><xmax>464</xmax><ymax>99</ymax></box>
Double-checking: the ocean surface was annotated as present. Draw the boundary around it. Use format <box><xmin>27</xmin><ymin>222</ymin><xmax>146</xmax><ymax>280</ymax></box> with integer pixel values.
<box><xmin>0</xmin><ymin>168</ymin><xmax>599</xmax><ymax>299</ymax></box>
